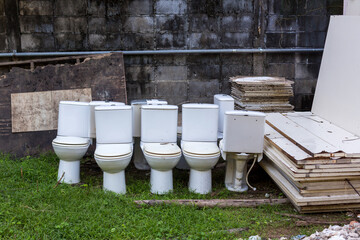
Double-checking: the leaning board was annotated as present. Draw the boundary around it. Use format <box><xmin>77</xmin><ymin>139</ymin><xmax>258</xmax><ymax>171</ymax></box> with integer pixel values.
<box><xmin>312</xmin><ymin>16</ymin><xmax>360</xmax><ymax>137</ymax></box>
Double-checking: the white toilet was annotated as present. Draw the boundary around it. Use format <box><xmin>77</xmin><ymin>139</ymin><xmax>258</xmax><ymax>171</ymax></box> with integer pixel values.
<box><xmin>52</xmin><ymin>101</ymin><xmax>91</xmax><ymax>184</ymax></box>
<box><xmin>131</xmin><ymin>99</ymin><xmax>168</xmax><ymax>170</ymax></box>
<box><xmin>181</xmin><ymin>104</ymin><xmax>220</xmax><ymax>194</ymax></box>
<box><xmin>214</xmin><ymin>94</ymin><xmax>234</xmax><ymax>139</ymax></box>
<box><xmin>220</xmin><ymin>111</ymin><xmax>266</xmax><ymax>192</ymax></box>
<box><xmin>140</xmin><ymin>105</ymin><xmax>181</xmax><ymax>194</ymax></box>
<box><xmin>89</xmin><ymin>101</ymin><xmax>125</xmax><ymax>139</ymax></box>
<box><xmin>94</xmin><ymin>105</ymin><xmax>133</xmax><ymax>194</ymax></box>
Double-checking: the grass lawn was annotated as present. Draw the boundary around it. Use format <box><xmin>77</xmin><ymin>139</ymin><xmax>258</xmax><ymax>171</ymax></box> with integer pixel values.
<box><xmin>0</xmin><ymin>153</ymin><xmax>351</xmax><ymax>239</ymax></box>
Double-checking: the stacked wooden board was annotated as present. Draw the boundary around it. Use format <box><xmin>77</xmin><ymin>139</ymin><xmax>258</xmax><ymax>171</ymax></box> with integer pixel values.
<box><xmin>230</xmin><ymin>76</ymin><xmax>294</xmax><ymax>112</ymax></box>
<box><xmin>261</xmin><ymin>112</ymin><xmax>360</xmax><ymax>213</ymax></box>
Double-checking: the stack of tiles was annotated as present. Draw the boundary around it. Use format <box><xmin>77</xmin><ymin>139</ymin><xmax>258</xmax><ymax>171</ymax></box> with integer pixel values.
<box><xmin>230</xmin><ymin>76</ymin><xmax>294</xmax><ymax>112</ymax></box>
<box><xmin>261</xmin><ymin>112</ymin><xmax>360</xmax><ymax>213</ymax></box>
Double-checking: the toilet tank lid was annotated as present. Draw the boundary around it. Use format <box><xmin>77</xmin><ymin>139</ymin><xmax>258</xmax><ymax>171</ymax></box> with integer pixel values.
<box><xmin>214</xmin><ymin>94</ymin><xmax>234</xmax><ymax>101</ymax></box>
<box><xmin>225</xmin><ymin>110</ymin><xmax>266</xmax><ymax>117</ymax></box>
<box><xmin>59</xmin><ymin>101</ymin><xmax>89</xmax><ymax>106</ymax></box>
<box><xmin>142</xmin><ymin>105</ymin><xmax>177</xmax><ymax>110</ymax></box>
<box><xmin>182</xmin><ymin>103</ymin><xmax>219</xmax><ymax>109</ymax></box>
<box><xmin>95</xmin><ymin>105</ymin><xmax>131</xmax><ymax>111</ymax></box>
<box><xmin>131</xmin><ymin>99</ymin><xmax>168</xmax><ymax>105</ymax></box>
<box><xmin>90</xmin><ymin>101</ymin><xmax>124</xmax><ymax>106</ymax></box>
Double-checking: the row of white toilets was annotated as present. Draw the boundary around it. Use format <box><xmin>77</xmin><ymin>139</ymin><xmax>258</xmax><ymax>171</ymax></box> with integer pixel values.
<box><xmin>52</xmin><ymin>95</ymin><xmax>266</xmax><ymax>195</ymax></box>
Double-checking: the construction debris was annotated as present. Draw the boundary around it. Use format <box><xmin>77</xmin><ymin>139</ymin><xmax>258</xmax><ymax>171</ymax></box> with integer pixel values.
<box><xmin>230</xmin><ymin>76</ymin><xmax>294</xmax><ymax>112</ymax></box>
<box><xmin>261</xmin><ymin>112</ymin><xmax>360</xmax><ymax>213</ymax></box>
<box><xmin>303</xmin><ymin>221</ymin><xmax>360</xmax><ymax>240</ymax></box>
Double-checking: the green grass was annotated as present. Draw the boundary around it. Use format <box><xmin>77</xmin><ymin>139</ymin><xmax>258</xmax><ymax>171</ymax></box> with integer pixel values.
<box><xmin>0</xmin><ymin>153</ymin><xmax>350</xmax><ymax>239</ymax></box>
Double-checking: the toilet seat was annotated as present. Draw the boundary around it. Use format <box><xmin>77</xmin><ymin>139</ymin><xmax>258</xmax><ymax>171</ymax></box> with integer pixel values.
<box><xmin>143</xmin><ymin>143</ymin><xmax>181</xmax><ymax>157</ymax></box>
<box><xmin>182</xmin><ymin>142</ymin><xmax>220</xmax><ymax>157</ymax></box>
<box><xmin>95</xmin><ymin>143</ymin><xmax>132</xmax><ymax>159</ymax></box>
<box><xmin>52</xmin><ymin>136</ymin><xmax>90</xmax><ymax>147</ymax></box>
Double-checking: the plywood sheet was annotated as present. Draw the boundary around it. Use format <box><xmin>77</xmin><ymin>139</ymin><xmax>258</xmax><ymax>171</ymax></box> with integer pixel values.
<box><xmin>312</xmin><ymin>16</ymin><xmax>360</xmax><ymax>136</ymax></box>
<box><xmin>344</xmin><ymin>0</ymin><xmax>360</xmax><ymax>15</ymax></box>
<box><xmin>260</xmin><ymin>160</ymin><xmax>360</xmax><ymax>206</ymax></box>
<box><xmin>266</xmin><ymin>113</ymin><xmax>343</xmax><ymax>156</ymax></box>
<box><xmin>11</xmin><ymin>88</ymin><xmax>91</xmax><ymax>132</ymax></box>
<box><xmin>283</xmin><ymin>112</ymin><xmax>360</xmax><ymax>155</ymax></box>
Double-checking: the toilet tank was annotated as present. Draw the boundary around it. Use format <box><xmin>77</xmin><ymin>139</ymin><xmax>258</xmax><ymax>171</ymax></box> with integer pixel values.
<box><xmin>57</xmin><ymin>101</ymin><xmax>90</xmax><ymax>138</ymax></box>
<box><xmin>214</xmin><ymin>94</ymin><xmax>234</xmax><ymax>133</ymax></box>
<box><xmin>222</xmin><ymin>111</ymin><xmax>266</xmax><ymax>153</ymax></box>
<box><xmin>131</xmin><ymin>99</ymin><xmax>168</xmax><ymax>137</ymax></box>
<box><xmin>89</xmin><ymin>101</ymin><xmax>125</xmax><ymax>138</ymax></box>
<box><xmin>141</xmin><ymin>105</ymin><xmax>177</xmax><ymax>143</ymax></box>
<box><xmin>95</xmin><ymin>105</ymin><xmax>133</xmax><ymax>144</ymax></box>
<box><xmin>182</xmin><ymin>104</ymin><xmax>219</xmax><ymax>142</ymax></box>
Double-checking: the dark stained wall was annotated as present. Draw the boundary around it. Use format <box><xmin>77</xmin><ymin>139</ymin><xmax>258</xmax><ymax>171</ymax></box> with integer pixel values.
<box><xmin>0</xmin><ymin>0</ymin><xmax>343</xmax><ymax>110</ymax></box>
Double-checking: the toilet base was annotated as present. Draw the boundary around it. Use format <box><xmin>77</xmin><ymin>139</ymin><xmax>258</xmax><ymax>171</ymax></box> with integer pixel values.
<box><xmin>150</xmin><ymin>169</ymin><xmax>173</xmax><ymax>194</ymax></box>
<box><xmin>225</xmin><ymin>154</ymin><xmax>251</xmax><ymax>192</ymax></box>
<box><xmin>103</xmin><ymin>171</ymin><xmax>126</xmax><ymax>194</ymax></box>
<box><xmin>189</xmin><ymin>169</ymin><xmax>212</xmax><ymax>194</ymax></box>
<box><xmin>58</xmin><ymin>160</ymin><xmax>80</xmax><ymax>184</ymax></box>
<box><xmin>133</xmin><ymin>137</ymin><xmax>150</xmax><ymax>170</ymax></box>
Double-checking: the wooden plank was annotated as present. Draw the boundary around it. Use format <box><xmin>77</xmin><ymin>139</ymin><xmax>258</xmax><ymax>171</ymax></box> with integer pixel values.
<box><xmin>264</xmin><ymin>146</ymin><xmax>360</xmax><ymax>178</ymax></box>
<box><xmin>265</xmin><ymin>124</ymin><xmax>312</xmax><ymax>161</ymax></box>
<box><xmin>260</xmin><ymin>160</ymin><xmax>360</xmax><ymax>206</ymax></box>
<box><xmin>300</xmin><ymin>203</ymin><xmax>360</xmax><ymax>213</ymax></box>
<box><xmin>312</xmin><ymin>16</ymin><xmax>360</xmax><ymax>136</ymax></box>
<box><xmin>284</xmin><ymin>112</ymin><xmax>360</xmax><ymax>156</ymax></box>
<box><xmin>266</xmin><ymin>113</ymin><xmax>345</xmax><ymax>157</ymax></box>
<box><xmin>295</xmin><ymin>157</ymin><xmax>360</xmax><ymax>165</ymax></box>
<box><xmin>302</xmin><ymin>180</ymin><xmax>360</xmax><ymax>191</ymax></box>
<box><xmin>303</xmin><ymin>163</ymin><xmax>360</xmax><ymax>170</ymax></box>
<box><xmin>301</xmin><ymin>189</ymin><xmax>359</xmax><ymax>197</ymax></box>
<box><xmin>134</xmin><ymin>199</ymin><xmax>290</xmax><ymax>208</ymax></box>
<box><xmin>230</xmin><ymin>76</ymin><xmax>289</xmax><ymax>85</ymax></box>
<box><xmin>265</xmin><ymin>143</ymin><xmax>360</xmax><ymax>173</ymax></box>
<box><xmin>265</xmin><ymin>126</ymin><xmax>360</xmax><ymax>165</ymax></box>
<box><xmin>0</xmin><ymin>55</ymin><xmax>96</xmax><ymax>67</ymax></box>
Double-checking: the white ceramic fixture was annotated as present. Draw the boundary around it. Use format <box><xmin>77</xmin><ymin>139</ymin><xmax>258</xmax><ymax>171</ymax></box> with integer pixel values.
<box><xmin>181</xmin><ymin>103</ymin><xmax>220</xmax><ymax>194</ymax></box>
<box><xmin>52</xmin><ymin>101</ymin><xmax>91</xmax><ymax>184</ymax></box>
<box><xmin>220</xmin><ymin>110</ymin><xmax>265</xmax><ymax>192</ymax></box>
<box><xmin>131</xmin><ymin>99</ymin><xmax>168</xmax><ymax>170</ymax></box>
<box><xmin>89</xmin><ymin>101</ymin><xmax>125</xmax><ymax>139</ymax></box>
<box><xmin>140</xmin><ymin>105</ymin><xmax>181</xmax><ymax>194</ymax></box>
<box><xmin>213</xmin><ymin>94</ymin><xmax>234</xmax><ymax>139</ymax></box>
<box><xmin>94</xmin><ymin>105</ymin><xmax>133</xmax><ymax>194</ymax></box>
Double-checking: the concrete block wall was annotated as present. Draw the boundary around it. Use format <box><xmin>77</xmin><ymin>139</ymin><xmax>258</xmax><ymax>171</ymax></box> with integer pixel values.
<box><xmin>0</xmin><ymin>0</ymin><xmax>343</xmax><ymax>110</ymax></box>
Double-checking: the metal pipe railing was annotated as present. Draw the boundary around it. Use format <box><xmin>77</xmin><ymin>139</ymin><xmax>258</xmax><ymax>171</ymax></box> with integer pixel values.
<box><xmin>0</xmin><ymin>48</ymin><xmax>324</xmax><ymax>58</ymax></box>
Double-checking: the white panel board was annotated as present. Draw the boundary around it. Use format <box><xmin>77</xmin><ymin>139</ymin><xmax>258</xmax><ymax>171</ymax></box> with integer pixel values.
<box><xmin>344</xmin><ymin>0</ymin><xmax>360</xmax><ymax>15</ymax></box>
<box><xmin>312</xmin><ymin>16</ymin><xmax>360</xmax><ymax>136</ymax></box>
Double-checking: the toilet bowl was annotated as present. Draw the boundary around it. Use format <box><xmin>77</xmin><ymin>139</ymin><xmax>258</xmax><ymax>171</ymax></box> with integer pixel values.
<box><xmin>52</xmin><ymin>101</ymin><xmax>91</xmax><ymax>184</ymax></box>
<box><xmin>181</xmin><ymin>103</ymin><xmax>220</xmax><ymax>194</ymax></box>
<box><xmin>94</xmin><ymin>105</ymin><xmax>133</xmax><ymax>194</ymax></box>
<box><xmin>181</xmin><ymin>141</ymin><xmax>220</xmax><ymax>194</ymax></box>
<box><xmin>220</xmin><ymin>110</ymin><xmax>265</xmax><ymax>192</ymax></box>
<box><xmin>131</xmin><ymin>99</ymin><xmax>168</xmax><ymax>170</ymax></box>
<box><xmin>94</xmin><ymin>143</ymin><xmax>132</xmax><ymax>194</ymax></box>
<box><xmin>140</xmin><ymin>105</ymin><xmax>181</xmax><ymax>194</ymax></box>
<box><xmin>141</xmin><ymin>142</ymin><xmax>181</xmax><ymax>193</ymax></box>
